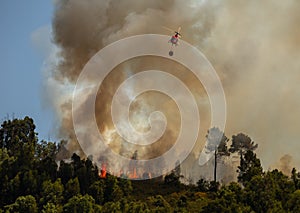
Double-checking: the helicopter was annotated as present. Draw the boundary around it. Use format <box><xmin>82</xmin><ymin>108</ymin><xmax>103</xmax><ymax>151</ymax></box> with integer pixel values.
<box><xmin>163</xmin><ymin>26</ymin><xmax>182</xmax><ymax>56</ymax></box>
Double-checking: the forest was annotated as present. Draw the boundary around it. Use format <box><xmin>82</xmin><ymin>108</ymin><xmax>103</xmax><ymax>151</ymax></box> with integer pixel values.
<box><xmin>0</xmin><ymin>116</ymin><xmax>300</xmax><ymax>212</ymax></box>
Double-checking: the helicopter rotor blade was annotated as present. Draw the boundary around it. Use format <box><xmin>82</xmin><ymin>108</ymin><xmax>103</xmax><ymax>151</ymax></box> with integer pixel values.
<box><xmin>162</xmin><ymin>26</ymin><xmax>175</xmax><ymax>33</ymax></box>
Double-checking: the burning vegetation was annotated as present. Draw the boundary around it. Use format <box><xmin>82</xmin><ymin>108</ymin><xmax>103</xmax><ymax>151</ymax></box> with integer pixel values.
<box><xmin>98</xmin><ymin>150</ymin><xmax>152</xmax><ymax>180</ymax></box>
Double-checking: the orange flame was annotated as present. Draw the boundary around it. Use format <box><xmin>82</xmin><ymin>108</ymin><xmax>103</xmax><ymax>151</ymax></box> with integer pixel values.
<box><xmin>100</xmin><ymin>163</ymin><xmax>107</xmax><ymax>178</ymax></box>
<box><xmin>128</xmin><ymin>167</ymin><xmax>139</xmax><ymax>179</ymax></box>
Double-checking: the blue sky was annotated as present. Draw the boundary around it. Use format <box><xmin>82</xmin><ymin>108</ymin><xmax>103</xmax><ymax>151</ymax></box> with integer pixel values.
<box><xmin>0</xmin><ymin>1</ymin><xmax>54</xmax><ymax>141</ymax></box>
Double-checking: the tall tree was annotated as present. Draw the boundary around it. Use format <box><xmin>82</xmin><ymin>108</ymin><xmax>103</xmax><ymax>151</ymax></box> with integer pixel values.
<box><xmin>205</xmin><ymin>127</ymin><xmax>229</xmax><ymax>184</ymax></box>
<box><xmin>229</xmin><ymin>133</ymin><xmax>259</xmax><ymax>184</ymax></box>
<box><xmin>58</xmin><ymin>160</ymin><xmax>73</xmax><ymax>185</ymax></box>
<box><xmin>0</xmin><ymin>117</ymin><xmax>38</xmax><ymax>169</ymax></box>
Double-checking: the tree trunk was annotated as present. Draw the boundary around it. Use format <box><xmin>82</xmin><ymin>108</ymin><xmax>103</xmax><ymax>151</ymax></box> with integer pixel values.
<box><xmin>214</xmin><ymin>148</ymin><xmax>217</xmax><ymax>183</ymax></box>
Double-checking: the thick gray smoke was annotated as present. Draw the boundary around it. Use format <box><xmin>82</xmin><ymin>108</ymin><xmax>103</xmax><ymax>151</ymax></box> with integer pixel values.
<box><xmin>204</xmin><ymin>1</ymin><xmax>300</xmax><ymax>173</ymax></box>
<box><xmin>47</xmin><ymin>0</ymin><xmax>300</xmax><ymax>181</ymax></box>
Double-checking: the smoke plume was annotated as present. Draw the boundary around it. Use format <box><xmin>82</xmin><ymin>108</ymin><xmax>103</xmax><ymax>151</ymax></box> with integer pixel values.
<box><xmin>273</xmin><ymin>154</ymin><xmax>294</xmax><ymax>176</ymax></box>
<box><xmin>46</xmin><ymin>0</ymin><xmax>300</xmax><ymax>181</ymax></box>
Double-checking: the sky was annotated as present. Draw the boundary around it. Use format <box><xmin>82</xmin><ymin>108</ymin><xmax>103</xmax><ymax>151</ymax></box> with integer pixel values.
<box><xmin>0</xmin><ymin>1</ymin><xmax>54</xmax><ymax>141</ymax></box>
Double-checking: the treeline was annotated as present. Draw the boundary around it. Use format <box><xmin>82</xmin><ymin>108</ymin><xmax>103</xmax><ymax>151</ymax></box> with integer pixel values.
<box><xmin>0</xmin><ymin>117</ymin><xmax>300</xmax><ymax>212</ymax></box>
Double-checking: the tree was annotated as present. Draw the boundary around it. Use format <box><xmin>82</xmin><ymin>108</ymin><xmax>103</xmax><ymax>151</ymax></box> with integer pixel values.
<box><xmin>164</xmin><ymin>172</ymin><xmax>180</xmax><ymax>187</ymax></box>
<box><xmin>37</xmin><ymin>156</ymin><xmax>58</xmax><ymax>182</ymax></box>
<box><xmin>197</xmin><ymin>178</ymin><xmax>210</xmax><ymax>192</ymax></box>
<box><xmin>21</xmin><ymin>169</ymin><xmax>38</xmax><ymax>195</ymax></box>
<box><xmin>229</xmin><ymin>133</ymin><xmax>258</xmax><ymax>157</ymax></box>
<box><xmin>88</xmin><ymin>180</ymin><xmax>104</xmax><ymax>204</ymax></box>
<box><xmin>0</xmin><ymin>117</ymin><xmax>38</xmax><ymax>170</ymax></box>
<box><xmin>36</xmin><ymin>140</ymin><xmax>58</xmax><ymax>160</ymax></box>
<box><xmin>126</xmin><ymin>201</ymin><xmax>149</xmax><ymax>213</ymax></box>
<box><xmin>243</xmin><ymin>172</ymin><xmax>288</xmax><ymax>212</ymax></box>
<box><xmin>177</xmin><ymin>194</ymin><xmax>188</xmax><ymax>208</ymax></box>
<box><xmin>286</xmin><ymin>190</ymin><xmax>300</xmax><ymax>212</ymax></box>
<box><xmin>40</xmin><ymin>178</ymin><xmax>64</xmax><ymax>207</ymax></box>
<box><xmin>104</xmin><ymin>175</ymin><xmax>123</xmax><ymax>202</ymax></box>
<box><xmin>71</xmin><ymin>153</ymin><xmax>83</xmax><ymax>172</ymax></box>
<box><xmin>118</xmin><ymin>178</ymin><xmax>133</xmax><ymax>197</ymax></box>
<box><xmin>85</xmin><ymin>157</ymin><xmax>99</xmax><ymax>188</ymax></box>
<box><xmin>202</xmin><ymin>184</ymin><xmax>252</xmax><ymax>213</ymax></box>
<box><xmin>102</xmin><ymin>201</ymin><xmax>121</xmax><ymax>213</ymax></box>
<box><xmin>229</xmin><ymin>133</ymin><xmax>259</xmax><ymax>184</ymax></box>
<box><xmin>76</xmin><ymin>166</ymin><xmax>88</xmax><ymax>194</ymax></box>
<box><xmin>238</xmin><ymin>150</ymin><xmax>263</xmax><ymax>184</ymax></box>
<box><xmin>5</xmin><ymin>195</ymin><xmax>38</xmax><ymax>213</ymax></box>
<box><xmin>5</xmin><ymin>173</ymin><xmax>21</xmax><ymax>206</ymax></box>
<box><xmin>264</xmin><ymin>170</ymin><xmax>295</xmax><ymax>204</ymax></box>
<box><xmin>71</xmin><ymin>153</ymin><xmax>91</xmax><ymax>194</ymax></box>
<box><xmin>147</xmin><ymin>195</ymin><xmax>172</xmax><ymax>212</ymax></box>
<box><xmin>291</xmin><ymin>168</ymin><xmax>300</xmax><ymax>189</ymax></box>
<box><xmin>64</xmin><ymin>178</ymin><xmax>80</xmax><ymax>201</ymax></box>
<box><xmin>0</xmin><ymin>148</ymin><xmax>18</xmax><ymax>206</ymax></box>
<box><xmin>42</xmin><ymin>202</ymin><xmax>62</xmax><ymax>213</ymax></box>
<box><xmin>58</xmin><ymin>160</ymin><xmax>73</xmax><ymax>185</ymax></box>
<box><xmin>63</xmin><ymin>194</ymin><xmax>100</xmax><ymax>213</ymax></box>
<box><xmin>205</xmin><ymin>127</ymin><xmax>229</xmax><ymax>184</ymax></box>
<box><xmin>164</xmin><ymin>160</ymin><xmax>182</xmax><ymax>188</ymax></box>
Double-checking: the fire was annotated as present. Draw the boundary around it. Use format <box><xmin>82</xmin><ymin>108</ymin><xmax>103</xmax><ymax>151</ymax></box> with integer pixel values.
<box><xmin>129</xmin><ymin>167</ymin><xmax>138</xmax><ymax>179</ymax></box>
<box><xmin>100</xmin><ymin>163</ymin><xmax>107</xmax><ymax>178</ymax></box>
<box><xmin>98</xmin><ymin>151</ymin><xmax>155</xmax><ymax>180</ymax></box>
<box><xmin>128</xmin><ymin>150</ymin><xmax>139</xmax><ymax>179</ymax></box>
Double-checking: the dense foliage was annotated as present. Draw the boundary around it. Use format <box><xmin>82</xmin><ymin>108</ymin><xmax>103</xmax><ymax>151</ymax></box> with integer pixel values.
<box><xmin>0</xmin><ymin>117</ymin><xmax>299</xmax><ymax>212</ymax></box>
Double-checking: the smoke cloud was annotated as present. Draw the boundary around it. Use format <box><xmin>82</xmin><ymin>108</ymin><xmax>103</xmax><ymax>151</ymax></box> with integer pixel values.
<box><xmin>205</xmin><ymin>0</ymin><xmax>300</xmax><ymax>172</ymax></box>
<box><xmin>275</xmin><ymin>154</ymin><xmax>294</xmax><ymax>176</ymax></box>
<box><xmin>46</xmin><ymin>0</ymin><xmax>300</xmax><ymax>181</ymax></box>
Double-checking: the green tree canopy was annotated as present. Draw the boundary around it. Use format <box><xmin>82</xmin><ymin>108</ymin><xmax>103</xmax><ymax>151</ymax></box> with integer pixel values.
<box><xmin>0</xmin><ymin>117</ymin><xmax>38</xmax><ymax>169</ymax></box>
<box><xmin>5</xmin><ymin>195</ymin><xmax>38</xmax><ymax>213</ymax></box>
<box><xmin>238</xmin><ymin>150</ymin><xmax>263</xmax><ymax>184</ymax></box>
<box><xmin>63</xmin><ymin>194</ymin><xmax>100</xmax><ymax>213</ymax></box>
<box><xmin>229</xmin><ymin>133</ymin><xmax>258</xmax><ymax>155</ymax></box>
